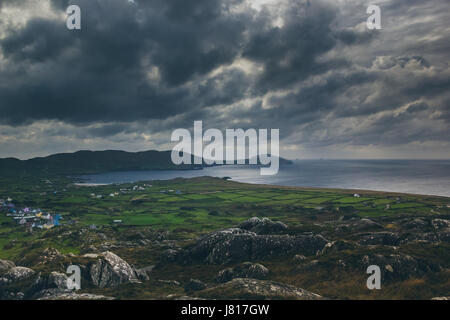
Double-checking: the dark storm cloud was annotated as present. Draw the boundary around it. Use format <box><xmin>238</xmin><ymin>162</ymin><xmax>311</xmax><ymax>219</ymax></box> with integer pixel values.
<box><xmin>242</xmin><ymin>1</ymin><xmax>342</xmax><ymax>91</ymax></box>
<box><xmin>0</xmin><ymin>0</ymin><xmax>253</xmax><ymax>125</ymax></box>
<box><xmin>1</xmin><ymin>0</ymin><xmax>374</xmax><ymax>127</ymax></box>
<box><xmin>1</xmin><ymin>18</ymin><xmax>75</xmax><ymax>63</ymax></box>
<box><xmin>0</xmin><ymin>0</ymin><xmax>449</xmax><ymax>159</ymax></box>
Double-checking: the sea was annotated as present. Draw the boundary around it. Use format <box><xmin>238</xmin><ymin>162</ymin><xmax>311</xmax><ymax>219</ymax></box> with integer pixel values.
<box><xmin>76</xmin><ymin>160</ymin><xmax>450</xmax><ymax>197</ymax></box>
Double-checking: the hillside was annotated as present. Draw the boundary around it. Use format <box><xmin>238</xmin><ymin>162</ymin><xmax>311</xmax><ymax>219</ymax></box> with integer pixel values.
<box><xmin>0</xmin><ymin>150</ymin><xmax>293</xmax><ymax>176</ymax></box>
<box><xmin>0</xmin><ymin>150</ymin><xmax>200</xmax><ymax>176</ymax></box>
<box><xmin>0</xmin><ymin>176</ymin><xmax>448</xmax><ymax>300</ymax></box>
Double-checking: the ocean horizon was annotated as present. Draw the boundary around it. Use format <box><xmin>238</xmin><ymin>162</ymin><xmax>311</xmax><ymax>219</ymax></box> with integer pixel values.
<box><xmin>77</xmin><ymin>159</ymin><xmax>450</xmax><ymax>197</ymax></box>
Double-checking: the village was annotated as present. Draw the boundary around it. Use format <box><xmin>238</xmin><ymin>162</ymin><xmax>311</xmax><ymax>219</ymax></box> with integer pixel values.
<box><xmin>0</xmin><ymin>197</ymin><xmax>61</xmax><ymax>231</ymax></box>
<box><xmin>87</xmin><ymin>183</ymin><xmax>154</xmax><ymax>199</ymax></box>
<box><xmin>0</xmin><ymin>181</ymin><xmax>183</xmax><ymax>231</ymax></box>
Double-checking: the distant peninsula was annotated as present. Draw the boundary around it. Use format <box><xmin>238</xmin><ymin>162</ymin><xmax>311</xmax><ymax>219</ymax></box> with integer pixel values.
<box><xmin>0</xmin><ymin>150</ymin><xmax>292</xmax><ymax>176</ymax></box>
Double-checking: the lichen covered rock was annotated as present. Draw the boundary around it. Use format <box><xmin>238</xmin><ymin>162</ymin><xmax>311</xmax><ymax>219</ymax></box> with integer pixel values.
<box><xmin>89</xmin><ymin>251</ymin><xmax>139</xmax><ymax>288</ymax></box>
<box><xmin>197</xmin><ymin>278</ymin><xmax>323</xmax><ymax>300</ymax></box>
<box><xmin>216</xmin><ymin>262</ymin><xmax>269</xmax><ymax>283</ymax></box>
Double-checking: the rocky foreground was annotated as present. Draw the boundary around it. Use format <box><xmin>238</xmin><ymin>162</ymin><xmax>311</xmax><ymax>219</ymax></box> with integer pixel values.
<box><xmin>0</xmin><ymin>215</ymin><xmax>449</xmax><ymax>300</ymax></box>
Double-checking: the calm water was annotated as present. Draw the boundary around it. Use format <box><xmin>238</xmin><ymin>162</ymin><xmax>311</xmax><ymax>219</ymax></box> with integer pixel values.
<box><xmin>77</xmin><ymin>160</ymin><xmax>450</xmax><ymax>197</ymax></box>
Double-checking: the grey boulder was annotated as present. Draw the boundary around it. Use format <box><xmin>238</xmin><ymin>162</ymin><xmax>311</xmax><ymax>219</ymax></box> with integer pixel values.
<box><xmin>89</xmin><ymin>251</ymin><xmax>139</xmax><ymax>288</ymax></box>
<box><xmin>216</xmin><ymin>262</ymin><xmax>269</xmax><ymax>283</ymax></box>
<box><xmin>3</xmin><ymin>267</ymin><xmax>35</xmax><ymax>282</ymax></box>
<box><xmin>0</xmin><ymin>259</ymin><xmax>15</xmax><ymax>273</ymax></box>
<box><xmin>184</xmin><ymin>279</ymin><xmax>207</xmax><ymax>292</ymax></box>
<box><xmin>197</xmin><ymin>278</ymin><xmax>323</xmax><ymax>300</ymax></box>
<box><xmin>240</xmin><ymin>217</ymin><xmax>288</xmax><ymax>234</ymax></box>
<box><xmin>182</xmin><ymin>228</ymin><xmax>328</xmax><ymax>264</ymax></box>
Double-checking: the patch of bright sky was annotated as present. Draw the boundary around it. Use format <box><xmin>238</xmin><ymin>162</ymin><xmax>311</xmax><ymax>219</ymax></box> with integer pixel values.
<box><xmin>0</xmin><ymin>0</ymin><xmax>64</xmax><ymax>35</ymax></box>
<box><xmin>249</xmin><ymin>0</ymin><xmax>283</xmax><ymax>11</ymax></box>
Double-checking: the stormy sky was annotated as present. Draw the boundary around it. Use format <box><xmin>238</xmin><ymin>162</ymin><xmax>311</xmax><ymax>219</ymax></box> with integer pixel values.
<box><xmin>0</xmin><ymin>0</ymin><xmax>449</xmax><ymax>159</ymax></box>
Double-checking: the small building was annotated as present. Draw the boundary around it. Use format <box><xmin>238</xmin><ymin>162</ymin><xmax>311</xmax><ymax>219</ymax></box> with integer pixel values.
<box><xmin>52</xmin><ymin>214</ymin><xmax>61</xmax><ymax>226</ymax></box>
<box><xmin>113</xmin><ymin>220</ymin><xmax>122</xmax><ymax>224</ymax></box>
<box><xmin>43</xmin><ymin>223</ymin><xmax>54</xmax><ymax>229</ymax></box>
<box><xmin>353</xmin><ymin>194</ymin><xmax>361</xmax><ymax>198</ymax></box>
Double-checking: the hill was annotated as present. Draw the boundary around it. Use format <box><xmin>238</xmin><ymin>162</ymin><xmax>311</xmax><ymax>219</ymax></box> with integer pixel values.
<box><xmin>0</xmin><ymin>150</ymin><xmax>200</xmax><ymax>176</ymax></box>
<box><xmin>0</xmin><ymin>150</ymin><xmax>293</xmax><ymax>176</ymax></box>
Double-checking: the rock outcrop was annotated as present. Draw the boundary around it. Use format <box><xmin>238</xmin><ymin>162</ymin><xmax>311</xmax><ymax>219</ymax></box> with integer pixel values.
<box><xmin>3</xmin><ymin>267</ymin><xmax>35</xmax><ymax>282</ymax></box>
<box><xmin>197</xmin><ymin>278</ymin><xmax>323</xmax><ymax>300</ymax></box>
<box><xmin>216</xmin><ymin>262</ymin><xmax>269</xmax><ymax>283</ymax></box>
<box><xmin>431</xmin><ymin>219</ymin><xmax>450</xmax><ymax>230</ymax></box>
<box><xmin>401</xmin><ymin>218</ymin><xmax>428</xmax><ymax>230</ymax></box>
<box><xmin>38</xmin><ymin>292</ymin><xmax>115</xmax><ymax>300</ymax></box>
<box><xmin>89</xmin><ymin>251</ymin><xmax>139</xmax><ymax>288</ymax></box>
<box><xmin>318</xmin><ymin>240</ymin><xmax>357</xmax><ymax>256</ymax></box>
<box><xmin>134</xmin><ymin>266</ymin><xmax>154</xmax><ymax>281</ymax></box>
<box><xmin>47</xmin><ymin>272</ymin><xmax>69</xmax><ymax>290</ymax></box>
<box><xmin>296</xmin><ymin>260</ymin><xmax>321</xmax><ymax>272</ymax></box>
<box><xmin>40</xmin><ymin>248</ymin><xmax>65</xmax><ymax>263</ymax></box>
<box><xmin>338</xmin><ymin>218</ymin><xmax>383</xmax><ymax>232</ymax></box>
<box><xmin>431</xmin><ymin>296</ymin><xmax>450</xmax><ymax>300</ymax></box>
<box><xmin>160</xmin><ymin>249</ymin><xmax>181</xmax><ymax>264</ymax></box>
<box><xmin>360</xmin><ymin>254</ymin><xmax>441</xmax><ymax>281</ymax></box>
<box><xmin>184</xmin><ymin>279</ymin><xmax>207</xmax><ymax>292</ymax></box>
<box><xmin>359</xmin><ymin>232</ymin><xmax>401</xmax><ymax>246</ymax></box>
<box><xmin>0</xmin><ymin>259</ymin><xmax>15</xmax><ymax>272</ymax></box>
<box><xmin>239</xmin><ymin>217</ymin><xmax>288</xmax><ymax>234</ymax></box>
<box><xmin>30</xmin><ymin>272</ymin><xmax>71</xmax><ymax>300</ymax></box>
<box><xmin>178</xmin><ymin>228</ymin><xmax>328</xmax><ymax>264</ymax></box>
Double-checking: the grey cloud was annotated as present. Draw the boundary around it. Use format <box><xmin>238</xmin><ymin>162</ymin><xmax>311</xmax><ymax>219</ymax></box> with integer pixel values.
<box><xmin>0</xmin><ymin>0</ymin><xmax>449</xmax><ymax>159</ymax></box>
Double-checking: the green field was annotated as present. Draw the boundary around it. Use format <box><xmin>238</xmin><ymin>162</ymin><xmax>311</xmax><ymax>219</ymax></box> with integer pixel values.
<box><xmin>0</xmin><ymin>175</ymin><xmax>449</xmax><ymax>260</ymax></box>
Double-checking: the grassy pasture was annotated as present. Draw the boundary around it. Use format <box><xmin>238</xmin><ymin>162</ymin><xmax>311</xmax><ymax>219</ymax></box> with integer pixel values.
<box><xmin>0</xmin><ymin>175</ymin><xmax>449</xmax><ymax>259</ymax></box>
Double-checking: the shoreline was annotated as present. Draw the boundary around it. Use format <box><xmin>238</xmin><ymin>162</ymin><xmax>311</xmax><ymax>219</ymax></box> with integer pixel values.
<box><xmin>73</xmin><ymin>175</ymin><xmax>450</xmax><ymax>199</ymax></box>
